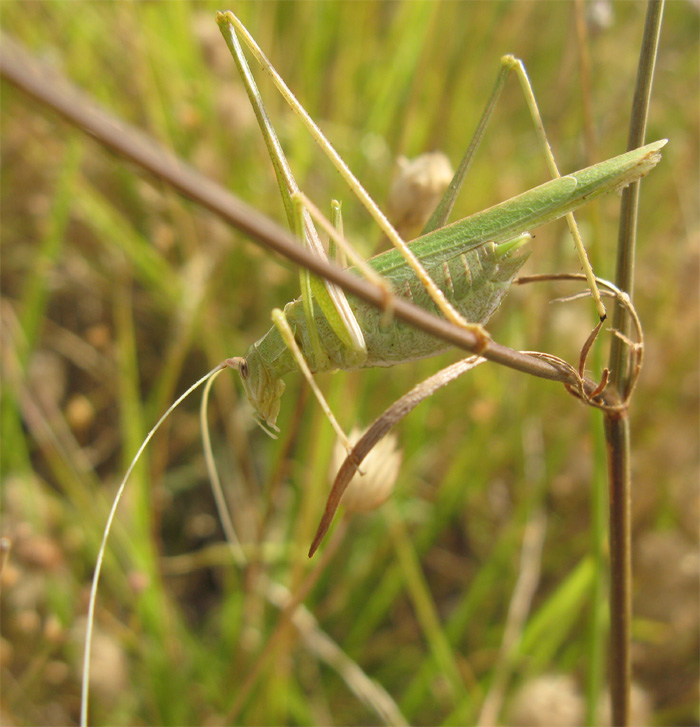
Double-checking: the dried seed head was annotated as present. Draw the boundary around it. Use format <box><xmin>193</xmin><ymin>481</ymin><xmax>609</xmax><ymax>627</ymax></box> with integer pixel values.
<box><xmin>586</xmin><ymin>0</ymin><xmax>615</xmax><ymax>32</ymax></box>
<box><xmin>387</xmin><ymin>152</ymin><xmax>454</xmax><ymax>240</ymax></box>
<box><xmin>506</xmin><ymin>674</ymin><xmax>584</xmax><ymax>727</ymax></box>
<box><xmin>330</xmin><ymin>428</ymin><xmax>402</xmax><ymax>513</ymax></box>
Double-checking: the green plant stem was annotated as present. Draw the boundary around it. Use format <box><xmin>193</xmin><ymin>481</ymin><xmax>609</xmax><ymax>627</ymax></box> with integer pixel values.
<box><xmin>605</xmin><ymin>3</ymin><xmax>665</xmax><ymax>725</ymax></box>
<box><xmin>609</xmin><ymin>0</ymin><xmax>665</xmax><ymax>389</ymax></box>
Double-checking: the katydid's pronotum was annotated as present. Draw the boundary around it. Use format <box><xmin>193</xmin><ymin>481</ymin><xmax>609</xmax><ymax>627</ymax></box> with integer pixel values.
<box><xmin>212</xmin><ymin>11</ymin><xmax>664</xmax><ymax>549</ymax></box>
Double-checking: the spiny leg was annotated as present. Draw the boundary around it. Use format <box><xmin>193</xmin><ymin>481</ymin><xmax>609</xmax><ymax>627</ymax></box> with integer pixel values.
<box><xmin>506</xmin><ymin>55</ymin><xmax>606</xmax><ymax>320</ymax></box>
<box><xmin>218</xmin><ymin>11</ymin><xmax>366</xmax><ymax>360</ymax></box>
<box><xmin>424</xmin><ymin>54</ymin><xmax>606</xmax><ymax>320</ymax></box>
<box><xmin>218</xmin><ymin>11</ymin><xmax>491</xmax><ymax>352</ymax></box>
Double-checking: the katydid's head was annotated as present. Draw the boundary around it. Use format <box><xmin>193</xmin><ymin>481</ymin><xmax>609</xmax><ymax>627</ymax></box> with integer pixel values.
<box><xmin>228</xmin><ymin>348</ymin><xmax>285</xmax><ymax>434</ymax></box>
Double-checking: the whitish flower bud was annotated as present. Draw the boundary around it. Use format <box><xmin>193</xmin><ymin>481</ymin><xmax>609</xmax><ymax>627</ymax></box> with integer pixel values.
<box><xmin>387</xmin><ymin>152</ymin><xmax>454</xmax><ymax>240</ymax></box>
<box><xmin>330</xmin><ymin>428</ymin><xmax>402</xmax><ymax>513</ymax></box>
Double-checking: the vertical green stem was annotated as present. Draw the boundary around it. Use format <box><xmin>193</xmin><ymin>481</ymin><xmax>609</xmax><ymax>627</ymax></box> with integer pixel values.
<box><xmin>605</xmin><ymin>3</ymin><xmax>665</xmax><ymax>725</ymax></box>
<box><xmin>609</xmin><ymin>0</ymin><xmax>665</xmax><ymax>389</ymax></box>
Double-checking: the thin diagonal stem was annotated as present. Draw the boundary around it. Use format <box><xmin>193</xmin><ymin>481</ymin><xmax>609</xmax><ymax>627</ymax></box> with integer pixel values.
<box><xmin>0</xmin><ymin>32</ymin><xmax>596</xmax><ymax>391</ymax></box>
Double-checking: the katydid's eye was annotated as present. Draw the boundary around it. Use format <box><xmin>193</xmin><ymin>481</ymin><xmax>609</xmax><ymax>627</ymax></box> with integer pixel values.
<box><xmin>239</xmin><ymin>360</ymin><xmax>249</xmax><ymax>379</ymax></box>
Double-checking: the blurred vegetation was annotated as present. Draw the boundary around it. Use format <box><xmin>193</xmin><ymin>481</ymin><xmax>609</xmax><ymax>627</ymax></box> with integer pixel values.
<box><xmin>1</xmin><ymin>1</ymin><xmax>697</xmax><ymax>725</ymax></box>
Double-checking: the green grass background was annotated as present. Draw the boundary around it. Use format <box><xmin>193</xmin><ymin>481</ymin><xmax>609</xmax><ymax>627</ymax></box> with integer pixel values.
<box><xmin>1</xmin><ymin>1</ymin><xmax>697</xmax><ymax>725</ymax></box>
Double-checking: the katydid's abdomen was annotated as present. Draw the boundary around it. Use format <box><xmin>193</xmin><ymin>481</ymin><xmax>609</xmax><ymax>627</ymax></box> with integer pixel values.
<box><xmin>290</xmin><ymin>238</ymin><xmax>529</xmax><ymax>370</ymax></box>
